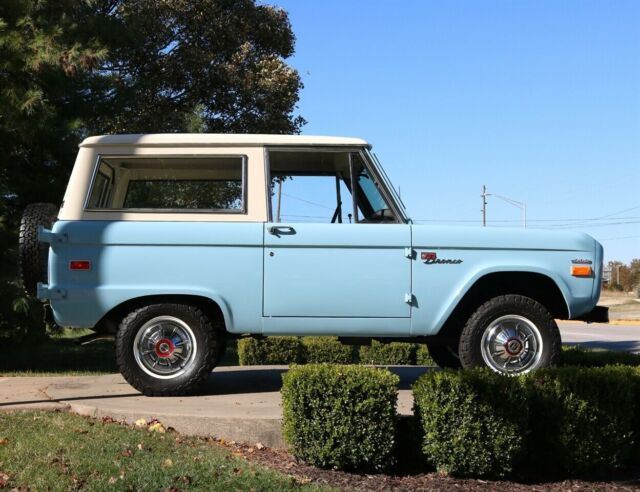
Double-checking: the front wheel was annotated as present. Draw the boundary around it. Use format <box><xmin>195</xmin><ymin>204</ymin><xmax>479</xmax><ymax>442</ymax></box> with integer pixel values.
<box><xmin>458</xmin><ymin>295</ymin><xmax>561</xmax><ymax>375</ymax></box>
<box><xmin>116</xmin><ymin>303</ymin><xmax>222</xmax><ymax>396</ymax></box>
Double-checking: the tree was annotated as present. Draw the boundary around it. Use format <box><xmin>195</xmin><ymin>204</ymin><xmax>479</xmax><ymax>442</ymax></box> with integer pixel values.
<box><xmin>0</xmin><ymin>0</ymin><xmax>304</xmax><ymax>338</ymax></box>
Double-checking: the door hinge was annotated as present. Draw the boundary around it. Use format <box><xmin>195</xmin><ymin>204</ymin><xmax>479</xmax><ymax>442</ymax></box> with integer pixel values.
<box><xmin>404</xmin><ymin>293</ymin><xmax>413</xmax><ymax>305</ymax></box>
<box><xmin>404</xmin><ymin>247</ymin><xmax>414</xmax><ymax>259</ymax></box>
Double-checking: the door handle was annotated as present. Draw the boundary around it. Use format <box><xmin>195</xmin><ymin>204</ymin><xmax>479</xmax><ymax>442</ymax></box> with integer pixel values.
<box><xmin>268</xmin><ymin>226</ymin><xmax>296</xmax><ymax>236</ymax></box>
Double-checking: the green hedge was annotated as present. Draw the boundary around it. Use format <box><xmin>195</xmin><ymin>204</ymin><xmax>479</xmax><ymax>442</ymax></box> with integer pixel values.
<box><xmin>281</xmin><ymin>364</ymin><xmax>399</xmax><ymax>472</ymax></box>
<box><xmin>413</xmin><ymin>366</ymin><xmax>640</xmax><ymax>478</ymax></box>
<box><xmin>415</xmin><ymin>344</ymin><xmax>435</xmax><ymax>366</ymax></box>
<box><xmin>302</xmin><ymin>337</ymin><xmax>357</xmax><ymax>364</ymax></box>
<box><xmin>413</xmin><ymin>369</ymin><xmax>529</xmax><ymax>477</ymax></box>
<box><xmin>237</xmin><ymin>336</ymin><xmax>437</xmax><ymax>366</ymax></box>
<box><xmin>527</xmin><ymin>366</ymin><xmax>640</xmax><ymax>476</ymax></box>
<box><xmin>359</xmin><ymin>340</ymin><xmax>417</xmax><ymax>365</ymax></box>
<box><xmin>237</xmin><ymin>337</ymin><xmax>303</xmax><ymax>365</ymax></box>
<box><xmin>562</xmin><ymin>345</ymin><xmax>640</xmax><ymax>367</ymax></box>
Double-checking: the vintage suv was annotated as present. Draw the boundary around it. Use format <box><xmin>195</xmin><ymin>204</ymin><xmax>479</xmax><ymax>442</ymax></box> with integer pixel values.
<box><xmin>19</xmin><ymin>134</ymin><xmax>607</xmax><ymax>395</ymax></box>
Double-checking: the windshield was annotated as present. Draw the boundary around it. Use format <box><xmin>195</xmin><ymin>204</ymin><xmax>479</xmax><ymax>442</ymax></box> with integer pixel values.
<box><xmin>361</xmin><ymin>149</ymin><xmax>409</xmax><ymax>222</ymax></box>
<box><xmin>352</xmin><ymin>154</ymin><xmax>388</xmax><ymax>214</ymax></box>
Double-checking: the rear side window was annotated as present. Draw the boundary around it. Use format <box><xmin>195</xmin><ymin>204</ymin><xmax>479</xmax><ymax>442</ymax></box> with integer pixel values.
<box><xmin>86</xmin><ymin>156</ymin><xmax>246</xmax><ymax>212</ymax></box>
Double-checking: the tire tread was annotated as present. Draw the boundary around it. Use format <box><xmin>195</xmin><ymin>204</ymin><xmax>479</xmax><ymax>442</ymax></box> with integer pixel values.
<box><xmin>115</xmin><ymin>303</ymin><xmax>219</xmax><ymax>396</ymax></box>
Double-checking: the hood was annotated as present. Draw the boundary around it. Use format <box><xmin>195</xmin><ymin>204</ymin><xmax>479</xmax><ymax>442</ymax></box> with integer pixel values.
<box><xmin>410</xmin><ymin>224</ymin><xmax>597</xmax><ymax>254</ymax></box>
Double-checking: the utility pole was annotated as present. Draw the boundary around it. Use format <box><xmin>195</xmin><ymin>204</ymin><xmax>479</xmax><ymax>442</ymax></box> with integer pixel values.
<box><xmin>482</xmin><ymin>188</ymin><xmax>527</xmax><ymax>228</ymax></box>
<box><xmin>481</xmin><ymin>185</ymin><xmax>487</xmax><ymax>227</ymax></box>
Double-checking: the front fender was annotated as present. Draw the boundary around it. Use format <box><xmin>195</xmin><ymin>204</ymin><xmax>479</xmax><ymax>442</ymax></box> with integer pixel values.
<box><xmin>429</xmin><ymin>265</ymin><xmax>572</xmax><ymax>335</ymax></box>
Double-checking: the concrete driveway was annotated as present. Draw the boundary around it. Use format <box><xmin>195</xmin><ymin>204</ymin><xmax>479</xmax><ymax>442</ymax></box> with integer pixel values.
<box><xmin>0</xmin><ymin>366</ymin><xmax>428</xmax><ymax>449</ymax></box>
<box><xmin>1</xmin><ymin>322</ymin><xmax>639</xmax><ymax>448</ymax></box>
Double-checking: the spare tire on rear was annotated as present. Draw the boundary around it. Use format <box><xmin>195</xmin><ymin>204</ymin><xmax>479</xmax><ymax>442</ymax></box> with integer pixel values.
<box><xmin>19</xmin><ymin>203</ymin><xmax>59</xmax><ymax>296</ymax></box>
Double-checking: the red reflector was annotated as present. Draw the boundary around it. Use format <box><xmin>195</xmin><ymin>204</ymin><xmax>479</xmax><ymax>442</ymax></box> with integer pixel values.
<box><xmin>69</xmin><ymin>260</ymin><xmax>91</xmax><ymax>271</ymax></box>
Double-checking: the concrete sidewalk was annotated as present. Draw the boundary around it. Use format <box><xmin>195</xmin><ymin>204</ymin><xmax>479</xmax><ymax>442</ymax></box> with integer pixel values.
<box><xmin>0</xmin><ymin>366</ymin><xmax>428</xmax><ymax>449</ymax></box>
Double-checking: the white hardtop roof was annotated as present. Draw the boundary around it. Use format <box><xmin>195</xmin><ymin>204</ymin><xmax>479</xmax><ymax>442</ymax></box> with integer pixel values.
<box><xmin>80</xmin><ymin>133</ymin><xmax>369</xmax><ymax>148</ymax></box>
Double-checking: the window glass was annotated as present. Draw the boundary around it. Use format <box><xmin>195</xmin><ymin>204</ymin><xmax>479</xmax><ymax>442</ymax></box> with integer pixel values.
<box><xmin>86</xmin><ymin>156</ymin><xmax>245</xmax><ymax>212</ymax></box>
<box><xmin>86</xmin><ymin>170</ymin><xmax>111</xmax><ymax>208</ymax></box>
<box><xmin>268</xmin><ymin>150</ymin><xmax>397</xmax><ymax>223</ymax></box>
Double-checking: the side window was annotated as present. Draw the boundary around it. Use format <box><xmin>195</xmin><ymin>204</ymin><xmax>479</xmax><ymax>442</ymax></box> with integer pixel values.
<box><xmin>268</xmin><ymin>150</ymin><xmax>398</xmax><ymax>223</ymax></box>
<box><xmin>86</xmin><ymin>156</ymin><xmax>245</xmax><ymax>212</ymax></box>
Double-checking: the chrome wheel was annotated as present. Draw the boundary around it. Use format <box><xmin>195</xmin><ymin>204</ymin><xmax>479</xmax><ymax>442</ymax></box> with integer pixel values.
<box><xmin>133</xmin><ymin>316</ymin><xmax>197</xmax><ymax>379</ymax></box>
<box><xmin>480</xmin><ymin>315</ymin><xmax>543</xmax><ymax>375</ymax></box>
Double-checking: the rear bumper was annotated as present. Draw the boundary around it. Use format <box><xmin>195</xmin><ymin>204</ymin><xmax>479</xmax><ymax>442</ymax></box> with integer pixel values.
<box><xmin>573</xmin><ymin>305</ymin><xmax>609</xmax><ymax>323</ymax></box>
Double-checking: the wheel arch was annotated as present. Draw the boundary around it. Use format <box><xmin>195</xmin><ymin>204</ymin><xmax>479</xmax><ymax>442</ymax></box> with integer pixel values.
<box><xmin>93</xmin><ymin>294</ymin><xmax>229</xmax><ymax>334</ymax></box>
<box><xmin>435</xmin><ymin>271</ymin><xmax>569</xmax><ymax>341</ymax></box>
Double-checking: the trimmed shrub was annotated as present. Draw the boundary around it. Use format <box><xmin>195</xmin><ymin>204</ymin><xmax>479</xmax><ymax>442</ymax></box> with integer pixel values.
<box><xmin>281</xmin><ymin>364</ymin><xmax>399</xmax><ymax>472</ymax></box>
<box><xmin>525</xmin><ymin>366</ymin><xmax>640</xmax><ymax>476</ymax></box>
<box><xmin>302</xmin><ymin>337</ymin><xmax>357</xmax><ymax>364</ymax></box>
<box><xmin>237</xmin><ymin>337</ymin><xmax>303</xmax><ymax>365</ymax></box>
<box><xmin>359</xmin><ymin>340</ymin><xmax>417</xmax><ymax>365</ymax></box>
<box><xmin>562</xmin><ymin>345</ymin><xmax>640</xmax><ymax>367</ymax></box>
<box><xmin>415</xmin><ymin>344</ymin><xmax>435</xmax><ymax>366</ymax></box>
<box><xmin>412</xmin><ymin>369</ymin><xmax>528</xmax><ymax>478</ymax></box>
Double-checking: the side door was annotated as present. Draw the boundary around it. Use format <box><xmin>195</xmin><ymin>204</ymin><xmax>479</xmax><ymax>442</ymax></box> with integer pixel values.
<box><xmin>262</xmin><ymin>148</ymin><xmax>412</xmax><ymax>324</ymax></box>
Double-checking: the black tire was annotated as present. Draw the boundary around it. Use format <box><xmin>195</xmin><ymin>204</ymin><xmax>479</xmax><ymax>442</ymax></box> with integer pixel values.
<box><xmin>18</xmin><ymin>203</ymin><xmax>58</xmax><ymax>296</ymax></box>
<box><xmin>116</xmin><ymin>303</ymin><xmax>221</xmax><ymax>396</ymax></box>
<box><xmin>458</xmin><ymin>295</ymin><xmax>561</xmax><ymax>375</ymax></box>
<box><xmin>426</xmin><ymin>341</ymin><xmax>462</xmax><ymax>369</ymax></box>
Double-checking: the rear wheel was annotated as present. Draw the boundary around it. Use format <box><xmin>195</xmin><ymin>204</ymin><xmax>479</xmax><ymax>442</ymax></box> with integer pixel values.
<box><xmin>458</xmin><ymin>295</ymin><xmax>561</xmax><ymax>375</ymax></box>
<box><xmin>116</xmin><ymin>303</ymin><xmax>222</xmax><ymax>396</ymax></box>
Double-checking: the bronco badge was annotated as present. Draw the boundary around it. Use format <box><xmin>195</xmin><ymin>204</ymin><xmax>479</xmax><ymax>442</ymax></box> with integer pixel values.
<box><xmin>421</xmin><ymin>252</ymin><xmax>463</xmax><ymax>265</ymax></box>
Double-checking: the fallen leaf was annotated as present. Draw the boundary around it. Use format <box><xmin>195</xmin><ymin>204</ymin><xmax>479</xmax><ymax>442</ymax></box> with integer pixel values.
<box><xmin>162</xmin><ymin>459</ymin><xmax>173</xmax><ymax>468</ymax></box>
<box><xmin>255</xmin><ymin>442</ymin><xmax>264</xmax><ymax>450</ymax></box>
<box><xmin>137</xmin><ymin>444</ymin><xmax>144</xmax><ymax>450</ymax></box>
<box><xmin>134</xmin><ymin>418</ymin><xmax>147</xmax><ymax>428</ymax></box>
<box><xmin>108</xmin><ymin>477</ymin><xmax>118</xmax><ymax>484</ymax></box>
<box><xmin>149</xmin><ymin>422</ymin><xmax>166</xmax><ymax>434</ymax></box>
<box><xmin>0</xmin><ymin>472</ymin><xmax>10</xmax><ymax>487</ymax></box>
<box><xmin>122</xmin><ymin>448</ymin><xmax>133</xmax><ymax>458</ymax></box>
<box><xmin>174</xmin><ymin>475</ymin><xmax>193</xmax><ymax>485</ymax></box>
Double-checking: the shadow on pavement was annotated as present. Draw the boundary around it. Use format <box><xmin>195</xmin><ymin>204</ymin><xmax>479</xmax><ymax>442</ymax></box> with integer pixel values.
<box><xmin>199</xmin><ymin>366</ymin><xmax>433</xmax><ymax>396</ymax></box>
<box><xmin>1</xmin><ymin>366</ymin><xmax>435</xmax><ymax>406</ymax></box>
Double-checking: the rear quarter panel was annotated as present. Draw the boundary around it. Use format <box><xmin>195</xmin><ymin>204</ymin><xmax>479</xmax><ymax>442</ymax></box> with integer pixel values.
<box><xmin>48</xmin><ymin>220</ymin><xmax>263</xmax><ymax>333</ymax></box>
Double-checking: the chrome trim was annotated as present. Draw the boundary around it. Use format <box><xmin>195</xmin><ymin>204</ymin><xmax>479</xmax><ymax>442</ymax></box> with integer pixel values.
<box><xmin>480</xmin><ymin>314</ymin><xmax>544</xmax><ymax>375</ymax></box>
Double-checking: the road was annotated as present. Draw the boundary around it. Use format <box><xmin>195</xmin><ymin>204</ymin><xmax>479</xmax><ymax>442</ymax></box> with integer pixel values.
<box><xmin>559</xmin><ymin>322</ymin><xmax>640</xmax><ymax>353</ymax></box>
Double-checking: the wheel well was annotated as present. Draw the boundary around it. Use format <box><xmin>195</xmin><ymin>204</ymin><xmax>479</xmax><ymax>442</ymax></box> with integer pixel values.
<box><xmin>93</xmin><ymin>294</ymin><xmax>226</xmax><ymax>334</ymax></box>
<box><xmin>438</xmin><ymin>272</ymin><xmax>568</xmax><ymax>341</ymax></box>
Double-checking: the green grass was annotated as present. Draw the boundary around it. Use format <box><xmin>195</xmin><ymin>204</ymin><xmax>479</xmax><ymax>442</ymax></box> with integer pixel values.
<box><xmin>0</xmin><ymin>330</ymin><xmax>239</xmax><ymax>376</ymax></box>
<box><xmin>0</xmin><ymin>411</ymin><xmax>327</xmax><ymax>491</ymax></box>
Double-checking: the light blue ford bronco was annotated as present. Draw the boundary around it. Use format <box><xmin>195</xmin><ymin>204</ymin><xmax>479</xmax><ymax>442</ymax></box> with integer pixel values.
<box><xmin>19</xmin><ymin>134</ymin><xmax>607</xmax><ymax>395</ymax></box>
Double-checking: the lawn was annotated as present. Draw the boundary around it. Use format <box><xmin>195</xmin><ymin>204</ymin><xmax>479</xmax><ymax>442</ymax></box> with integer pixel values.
<box><xmin>0</xmin><ymin>329</ymin><xmax>239</xmax><ymax>376</ymax></box>
<box><xmin>0</xmin><ymin>411</ymin><xmax>327</xmax><ymax>491</ymax></box>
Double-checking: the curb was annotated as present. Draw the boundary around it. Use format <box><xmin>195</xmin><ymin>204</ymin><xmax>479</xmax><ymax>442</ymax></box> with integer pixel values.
<box><xmin>558</xmin><ymin>319</ymin><xmax>640</xmax><ymax>326</ymax></box>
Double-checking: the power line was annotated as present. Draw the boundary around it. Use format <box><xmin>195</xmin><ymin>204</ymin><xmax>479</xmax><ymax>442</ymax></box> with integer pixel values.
<box><xmin>281</xmin><ymin>192</ymin><xmax>334</xmax><ymax>210</ymax></box>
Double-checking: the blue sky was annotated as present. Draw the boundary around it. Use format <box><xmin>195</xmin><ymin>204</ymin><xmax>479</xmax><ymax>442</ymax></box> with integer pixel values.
<box><xmin>273</xmin><ymin>0</ymin><xmax>640</xmax><ymax>263</ymax></box>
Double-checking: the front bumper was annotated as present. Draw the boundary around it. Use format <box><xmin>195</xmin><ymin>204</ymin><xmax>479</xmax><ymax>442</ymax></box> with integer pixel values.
<box><xmin>574</xmin><ymin>305</ymin><xmax>609</xmax><ymax>323</ymax></box>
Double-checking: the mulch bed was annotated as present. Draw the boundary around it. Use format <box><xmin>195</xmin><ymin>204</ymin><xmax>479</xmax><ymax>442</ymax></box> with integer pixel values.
<box><xmin>212</xmin><ymin>438</ymin><xmax>640</xmax><ymax>492</ymax></box>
